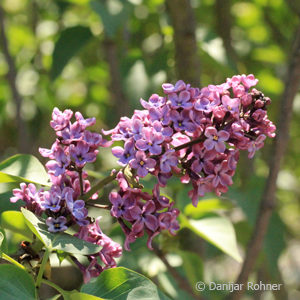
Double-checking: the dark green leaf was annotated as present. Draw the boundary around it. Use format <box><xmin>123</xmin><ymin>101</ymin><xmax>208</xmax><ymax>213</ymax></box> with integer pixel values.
<box><xmin>51</xmin><ymin>26</ymin><xmax>93</xmax><ymax>80</ymax></box>
<box><xmin>0</xmin><ymin>264</ymin><xmax>37</xmax><ymax>300</ymax></box>
<box><xmin>22</xmin><ymin>208</ymin><xmax>101</xmax><ymax>255</ymax></box>
<box><xmin>81</xmin><ymin>267</ymin><xmax>171</xmax><ymax>300</ymax></box>
<box><xmin>0</xmin><ymin>154</ymin><xmax>49</xmax><ymax>186</ymax></box>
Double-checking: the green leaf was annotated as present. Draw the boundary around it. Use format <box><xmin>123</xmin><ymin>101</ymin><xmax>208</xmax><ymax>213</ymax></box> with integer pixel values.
<box><xmin>180</xmin><ymin>215</ymin><xmax>242</xmax><ymax>263</ymax></box>
<box><xmin>1</xmin><ymin>211</ymin><xmax>33</xmax><ymax>241</ymax></box>
<box><xmin>90</xmin><ymin>1</ymin><xmax>131</xmax><ymax>38</ymax></box>
<box><xmin>64</xmin><ymin>291</ymin><xmax>103</xmax><ymax>300</ymax></box>
<box><xmin>184</xmin><ymin>198</ymin><xmax>233</xmax><ymax>219</ymax></box>
<box><xmin>0</xmin><ymin>154</ymin><xmax>49</xmax><ymax>186</ymax></box>
<box><xmin>81</xmin><ymin>267</ymin><xmax>171</xmax><ymax>300</ymax></box>
<box><xmin>22</xmin><ymin>208</ymin><xmax>101</xmax><ymax>255</ymax></box>
<box><xmin>0</xmin><ymin>264</ymin><xmax>37</xmax><ymax>300</ymax></box>
<box><xmin>51</xmin><ymin>26</ymin><xmax>93</xmax><ymax>80</ymax></box>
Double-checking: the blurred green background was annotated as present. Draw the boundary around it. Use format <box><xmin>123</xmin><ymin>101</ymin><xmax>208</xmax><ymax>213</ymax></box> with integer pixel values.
<box><xmin>0</xmin><ymin>0</ymin><xmax>299</xmax><ymax>299</ymax></box>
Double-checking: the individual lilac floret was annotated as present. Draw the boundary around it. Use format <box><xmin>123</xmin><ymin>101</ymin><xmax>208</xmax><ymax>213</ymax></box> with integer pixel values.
<box><xmin>204</xmin><ymin>127</ymin><xmax>230</xmax><ymax>153</ymax></box>
<box><xmin>247</xmin><ymin>134</ymin><xmax>266</xmax><ymax>158</ymax></box>
<box><xmin>50</xmin><ymin>107</ymin><xmax>73</xmax><ymax>131</ymax></box>
<box><xmin>194</xmin><ymin>97</ymin><xmax>214</xmax><ymax>113</ymax></box>
<box><xmin>46</xmin><ymin>147</ymin><xmax>70</xmax><ymax>177</ymax></box>
<box><xmin>169</xmin><ymin>90</ymin><xmax>192</xmax><ymax>109</ymax></box>
<box><xmin>149</xmin><ymin>106</ymin><xmax>170</xmax><ymax>126</ymax></box>
<box><xmin>70</xmin><ymin>141</ymin><xmax>98</xmax><ymax>168</ymax></box>
<box><xmin>41</xmin><ymin>186</ymin><xmax>62</xmax><ymax>212</ymax></box>
<box><xmin>160</xmin><ymin>149</ymin><xmax>178</xmax><ymax>173</ymax></box>
<box><xmin>75</xmin><ymin>112</ymin><xmax>96</xmax><ymax>129</ymax></box>
<box><xmin>130</xmin><ymin>151</ymin><xmax>156</xmax><ymax>177</ymax></box>
<box><xmin>72</xmin><ymin>200</ymin><xmax>89</xmax><ymax>225</ymax></box>
<box><xmin>140</xmin><ymin>94</ymin><xmax>166</xmax><ymax>109</ymax></box>
<box><xmin>135</xmin><ymin>128</ymin><xmax>164</xmax><ymax>155</ymax></box>
<box><xmin>162</xmin><ymin>80</ymin><xmax>186</xmax><ymax>94</ymax></box>
<box><xmin>112</xmin><ymin>139</ymin><xmax>136</xmax><ymax>166</ymax></box>
<box><xmin>109</xmin><ymin>191</ymin><xmax>135</xmax><ymax>219</ymax></box>
<box><xmin>129</xmin><ymin>200</ymin><xmax>158</xmax><ymax>233</ymax></box>
<box><xmin>222</xmin><ymin>95</ymin><xmax>240</xmax><ymax>116</ymax></box>
<box><xmin>170</xmin><ymin>110</ymin><xmax>196</xmax><ymax>132</ymax></box>
<box><xmin>46</xmin><ymin>216</ymin><xmax>68</xmax><ymax>232</ymax></box>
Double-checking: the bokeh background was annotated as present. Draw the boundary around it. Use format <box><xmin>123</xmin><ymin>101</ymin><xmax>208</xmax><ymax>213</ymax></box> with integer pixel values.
<box><xmin>0</xmin><ymin>0</ymin><xmax>299</xmax><ymax>299</ymax></box>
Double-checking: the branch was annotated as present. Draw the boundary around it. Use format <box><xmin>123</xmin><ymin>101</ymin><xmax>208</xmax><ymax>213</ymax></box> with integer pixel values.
<box><xmin>165</xmin><ymin>0</ymin><xmax>201</xmax><ymax>86</ymax></box>
<box><xmin>0</xmin><ymin>5</ymin><xmax>30</xmax><ymax>152</ymax></box>
<box><xmin>102</xmin><ymin>37</ymin><xmax>130</xmax><ymax>121</ymax></box>
<box><xmin>86</xmin><ymin>203</ymin><xmax>111</xmax><ymax>210</ymax></box>
<box><xmin>228</xmin><ymin>24</ymin><xmax>300</xmax><ymax>300</ymax></box>
<box><xmin>215</xmin><ymin>0</ymin><xmax>239</xmax><ymax>71</ymax></box>
<box><xmin>153</xmin><ymin>245</ymin><xmax>203</xmax><ymax>300</ymax></box>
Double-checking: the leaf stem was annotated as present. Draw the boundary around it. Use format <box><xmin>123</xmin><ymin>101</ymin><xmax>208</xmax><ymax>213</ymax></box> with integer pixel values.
<box><xmin>78</xmin><ymin>168</ymin><xmax>84</xmax><ymax>196</ymax></box>
<box><xmin>35</xmin><ymin>248</ymin><xmax>50</xmax><ymax>288</ymax></box>
<box><xmin>82</xmin><ymin>168</ymin><xmax>121</xmax><ymax>200</ymax></box>
<box><xmin>41</xmin><ymin>279</ymin><xmax>66</xmax><ymax>295</ymax></box>
<box><xmin>1</xmin><ymin>252</ymin><xmax>26</xmax><ymax>270</ymax></box>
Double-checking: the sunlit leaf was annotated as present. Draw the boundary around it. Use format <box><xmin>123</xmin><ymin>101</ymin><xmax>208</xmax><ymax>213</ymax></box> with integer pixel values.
<box><xmin>0</xmin><ymin>154</ymin><xmax>49</xmax><ymax>186</ymax></box>
<box><xmin>0</xmin><ymin>264</ymin><xmax>37</xmax><ymax>300</ymax></box>
<box><xmin>22</xmin><ymin>208</ymin><xmax>101</xmax><ymax>255</ymax></box>
<box><xmin>64</xmin><ymin>291</ymin><xmax>103</xmax><ymax>300</ymax></box>
<box><xmin>51</xmin><ymin>26</ymin><xmax>93</xmax><ymax>80</ymax></box>
<box><xmin>1</xmin><ymin>211</ymin><xmax>33</xmax><ymax>241</ymax></box>
<box><xmin>184</xmin><ymin>198</ymin><xmax>233</xmax><ymax>219</ymax></box>
<box><xmin>81</xmin><ymin>267</ymin><xmax>171</xmax><ymax>299</ymax></box>
<box><xmin>180</xmin><ymin>215</ymin><xmax>242</xmax><ymax>262</ymax></box>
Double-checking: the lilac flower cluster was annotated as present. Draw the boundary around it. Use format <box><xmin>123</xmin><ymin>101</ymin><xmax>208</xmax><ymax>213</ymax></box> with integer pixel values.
<box><xmin>10</xmin><ymin>108</ymin><xmax>122</xmax><ymax>281</ymax></box>
<box><xmin>109</xmin><ymin>172</ymin><xmax>179</xmax><ymax>251</ymax></box>
<box><xmin>107</xmin><ymin>74</ymin><xmax>276</xmax><ymax>208</ymax></box>
<box><xmin>9</xmin><ymin>74</ymin><xmax>276</xmax><ymax>282</ymax></box>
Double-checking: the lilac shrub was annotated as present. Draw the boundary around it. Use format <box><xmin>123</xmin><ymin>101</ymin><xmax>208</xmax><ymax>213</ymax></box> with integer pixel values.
<box><xmin>10</xmin><ymin>74</ymin><xmax>275</xmax><ymax>282</ymax></box>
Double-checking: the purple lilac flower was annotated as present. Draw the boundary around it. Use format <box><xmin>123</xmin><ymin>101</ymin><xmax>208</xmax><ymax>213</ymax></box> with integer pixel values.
<box><xmin>169</xmin><ymin>91</ymin><xmax>192</xmax><ymax>109</ymax></box>
<box><xmin>247</xmin><ymin>134</ymin><xmax>266</xmax><ymax>158</ymax></box>
<box><xmin>170</xmin><ymin>110</ymin><xmax>196</xmax><ymax>132</ymax></box>
<box><xmin>204</xmin><ymin>127</ymin><xmax>230</xmax><ymax>152</ymax></box>
<box><xmin>112</xmin><ymin>139</ymin><xmax>136</xmax><ymax>166</ymax></box>
<box><xmin>194</xmin><ymin>97</ymin><xmax>214</xmax><ymax>113</ymax></box>
<box><xmin>46</xmin><ymin>216</ymin><xmax>68</xmax><ymax>232</ymax></box>
<box><xmin>135</xmin><ymin>128</ymin><xmax>164</xmax><ymax>155</ymax></box>
<box><xmin>41</xmin><ymin>186</ymin><xmax>62</xmax><ymax>212</ymax></box>
<box><xmin>70</xmin><ymin>141</ymin><xmax>98</xmax><ymax>168</ymax></box>
<box><xmin>149</xmin><ymin>105</ymin><xmax>171</xmax><ymax>126</ymax></box>
<box><xmin>221</xmin><ymin>95</ymin><xmax>240</xmax><ymax>115</ymax></box>
<box><xmin>162</xmin><ymin>80</ymin><xmax>186</xmax><ymax>94</ymax></box>
<box><xmin>160</xmin><ymin>149</ymin><xmax>178</xmax><ymax>173</ymax></box>
<box><xmin>46</xmin><ymin>147</ymin><xmax>70</xmax><ymax>177</ymax></box>
<box><xmin>130</xmin><ymin>151</ymin><xmax>156</xmax><ymax>177</ymax></box>
<box><xmin>140</xmin><ymin>94</ymin><xmax>166</xmax><ymax>109</ymax></box>
<box><xmin>129</xmin><ymin>200</ymin><xmax>158</xmax><ymax>233</ymax></box>
<box><xmin>50</xmin><ymin>108</ymin><xmax>73</xmax><ymax>131</ymax></box>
